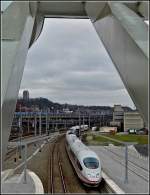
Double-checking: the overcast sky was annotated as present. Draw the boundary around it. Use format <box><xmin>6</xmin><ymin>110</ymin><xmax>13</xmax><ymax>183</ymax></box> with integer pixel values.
<box><xmin>19</xmin><ymin>18</ymin><xmax>135</xmax><ymax>108</ymax></box>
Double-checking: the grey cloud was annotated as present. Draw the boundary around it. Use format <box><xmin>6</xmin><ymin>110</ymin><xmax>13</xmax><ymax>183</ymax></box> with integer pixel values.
<box><xmin>20</xmin><ymin>18</ymin><xmax>134</xmax><ymax>108</ymax></box>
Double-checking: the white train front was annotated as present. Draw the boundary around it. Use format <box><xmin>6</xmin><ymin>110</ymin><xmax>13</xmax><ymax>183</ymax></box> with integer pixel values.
<box><xmin>66</xmin><ymin>131</ymin><xmax>102</xmax><ymax>187</ymax></box>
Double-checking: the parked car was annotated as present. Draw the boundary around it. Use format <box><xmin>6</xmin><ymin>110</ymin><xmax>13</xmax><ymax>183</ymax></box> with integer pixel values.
<box><xmin>92</xmin><ymin>127</ymin><xmax>97</xmax><ymax>131</ymax></box>
<box><xmin>128</xmin><ymin>129</ymin><xmax>136</xmax><ymax>134</ymax></box>
<box><xmin>136</xmin><ymin>128</ymin><xmax>148</xmax><ymax>135</ymax></box>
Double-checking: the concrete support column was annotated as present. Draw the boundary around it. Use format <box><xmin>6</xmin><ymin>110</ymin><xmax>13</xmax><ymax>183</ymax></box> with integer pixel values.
<box><xmin>1</xmin><ymin>1</ymin><xmax>39</xmax><ymax>163</ymax></box>
<box><xmin>85</xmin><ymin>2</ymin><xmax>148</xmax><ymax>124</ymax></box>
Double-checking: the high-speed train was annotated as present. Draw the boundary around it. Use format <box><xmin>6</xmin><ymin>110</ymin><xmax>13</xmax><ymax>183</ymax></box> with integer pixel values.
<box><xmin>66</xmin><ymin>131</ymin><xmax>102</xmax><ymax>186</ymax></box>
<box><xmin>68</xmin><ymin>125</ymin><xmax>89</xmax><ymax>137</ymax></box>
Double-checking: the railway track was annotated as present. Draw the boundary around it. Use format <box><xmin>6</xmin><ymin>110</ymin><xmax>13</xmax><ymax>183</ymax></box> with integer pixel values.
<box><xmin>4</xmin><ymin>148</ymin><xmax>17</xmax><ymax>161</ymax></box>
<box><xmin>4</xmin><ymin>142</ymin><xmax>34</xmax><ymax>161</ymax></box>
<box><xmin>57</xmin><ymin>149</ymin><xmax>67</xmax><ymax>193</ymax></box>
<box><xmin>5</xmin><ymin>135</ymin><xmax>35</xmax><ymax>161</ymax></box>
<box><xmin>5</xmin><ymin>134</ymin><xmax>105</xmax><ymax>193</ymax></box>
<box><xmin>48</xmin><ymin>135</ymin><xmax>104</xmax><ymax>194</ymax></box>
<box><xmin>49</xmin><ymin>136</ymin><xmax>68</xmax><ymax>193</ymax></box>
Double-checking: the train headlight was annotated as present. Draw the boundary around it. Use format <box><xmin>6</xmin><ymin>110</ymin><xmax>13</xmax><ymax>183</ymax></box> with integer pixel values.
<box><xmin>87</xmin><ymin>174</ymin><xmax>91</xmax><ymax>178</ymax></box>
<box><xmin>96</xmin><ymin>173</ymin><xmax>100</xmax><ymax>178</ymax></box>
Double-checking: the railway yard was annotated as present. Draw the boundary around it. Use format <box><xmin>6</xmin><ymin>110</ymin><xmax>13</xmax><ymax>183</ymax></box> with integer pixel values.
<box><xmin>3</xmin><ymin>132</ymin><xmax>149</xmax><ymax>194</ymax></box>
<box><xmin>3</xmin><ymin>134</ymin><xmax>107</xmax><ymax>193</ymax></box>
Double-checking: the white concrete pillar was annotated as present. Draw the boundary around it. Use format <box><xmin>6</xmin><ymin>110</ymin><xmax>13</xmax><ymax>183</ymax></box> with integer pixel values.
<box><xmin>85</xmin><ymin>2</ymin><xmax>148</xmax><ymax>124</ymax></box>
<box><xmin>1</xmin><ymin>1</ymin><xmax>39</xmax><ymax>163</ymax></box>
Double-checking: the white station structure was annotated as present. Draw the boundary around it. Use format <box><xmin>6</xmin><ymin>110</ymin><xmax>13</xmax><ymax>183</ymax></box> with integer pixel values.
<box><xmin>1</xmin><ymin>1</ymin><xmax>149</xmax><ymax>163</ymax></box>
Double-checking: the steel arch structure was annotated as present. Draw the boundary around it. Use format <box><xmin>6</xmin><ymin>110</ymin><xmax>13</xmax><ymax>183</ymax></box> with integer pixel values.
<box><xmin>1</xmin><ymin>1</ymin><xmax>149</xmax><ymax>163</ymax></box>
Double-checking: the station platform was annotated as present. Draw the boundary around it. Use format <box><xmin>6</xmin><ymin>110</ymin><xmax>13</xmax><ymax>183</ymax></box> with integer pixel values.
<box><xmin>90</xmin><ymin>145</ymin><xmax>149</xmax><ymax>194</ymax></box>
<box><xmin>1</xmin><ymin>169</ymin><xmax>44</xmax><ymax>194</ymax></box>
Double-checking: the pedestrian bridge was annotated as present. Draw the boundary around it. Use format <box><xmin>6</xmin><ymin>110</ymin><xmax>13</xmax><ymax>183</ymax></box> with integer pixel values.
<box><xmin>1</xmin><ymin>1</ymin><xmax>149</xmax><ymax>162</ymax></box>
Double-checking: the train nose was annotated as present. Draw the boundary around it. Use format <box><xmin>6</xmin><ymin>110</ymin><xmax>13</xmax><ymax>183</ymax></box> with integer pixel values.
<box><xmin>87</xmin><ymin>172</ymin><xmax>100</xmax><ymax>181</ymax></box>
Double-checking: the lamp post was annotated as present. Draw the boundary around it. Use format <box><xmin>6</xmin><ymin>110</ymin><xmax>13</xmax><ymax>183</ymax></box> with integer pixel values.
<box><xmin>39</xmin><ymin>110</ymin><xmax>41</xmax><ymax>135</ymax></box>
<box><xmin>124</xmin><ymin>144</ymin><xmax>128</xmax><ymax>184</ymax></box>
<box><xmin>46</xmin><ymin>111</ymin><xmax>48</xmax><ymax>135</ymax></box>
<box><xmin>34</xmin><ymin>113</ymin><xmax>37</xmax><ymax>137</ymax></box>
<box><xmin>23</xmin><ymin>144</ymin><xmax>27</xmax><ymax>184</ymax></box>
<box><xmin>27</xmin><ymin>116</ymin><xmax>29</xmax><ymax>134</ymax></box>
<box><xmin>19</xmin><ymin>104</ymin><xmax>22</xmax><ymax>159</ymax></box>
<box><xmin>78</xmin><ymin>107</ymin><xmax>81</xmax><ymax>138</ymax></box>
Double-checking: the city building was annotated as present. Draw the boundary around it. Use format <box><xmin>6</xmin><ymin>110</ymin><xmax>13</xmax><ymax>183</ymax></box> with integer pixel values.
<box><xmin>110</xmin><ymin>105</ymin><xmax>124</xmax><ymax>130</ymax></box>
<box><xmin>23</xmin><ymin>90</ymin><xmax>29</xmax><ymax>100</ymax></box>
<box><xmin>124</xmin><ymin>112</ymin><xmax>144</xmax><ymax>132</ymax></box>
<box><xmin>113</xmin><ymin>105</ymin><xmax>124</xmax><ymax>122</ymax></box>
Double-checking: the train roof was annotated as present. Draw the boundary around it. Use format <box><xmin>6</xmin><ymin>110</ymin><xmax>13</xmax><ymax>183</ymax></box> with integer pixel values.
<box><xmin>67</xmin><ymin>135</ymin><xmax>99</xmax><ymax>160</ymax></box>
<box><xmin>66</xmin><ymin>130</ymin><xmax>75</xmax><ymax>135</ymax></box>
<box><xmin>70</xmin><ymin>125</ymin><xmax>80</xmax><ymax>130</ymax></box>
<box><xmin>77</xmin><ymin>149</ymin><xmax>99</xmax><ymax>161</ymax></box>
<box><xmin>72</xmin><ymin>139</ymin><xmax>99</xmax><ymax>160</ymax></box>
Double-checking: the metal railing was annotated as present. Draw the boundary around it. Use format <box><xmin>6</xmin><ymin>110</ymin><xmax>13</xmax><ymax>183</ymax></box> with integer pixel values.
<box><xmin>6</xmin><ymin>133</ymin><xmax>60</xmax><ymax>183</ymax></box>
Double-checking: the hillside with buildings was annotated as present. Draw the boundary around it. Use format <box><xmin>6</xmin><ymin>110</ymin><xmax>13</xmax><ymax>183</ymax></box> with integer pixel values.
<box><xmin>16</xmin><ymin>90</ymin><xmax>133</xmax><ymax>115</ymax></box>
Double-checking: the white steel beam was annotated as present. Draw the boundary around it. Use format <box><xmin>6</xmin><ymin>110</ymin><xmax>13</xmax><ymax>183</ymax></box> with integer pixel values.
<box><xmin>85</xmin><ymin>2</ymin><xmax>148</xmax><ymax>124</ymax></box>
<box><xmin>1</xmin><ymin>1</ymin><xmax>39</xmax><ymax>163</ymax></box>
<box><xmin>1</xmin><ymin>1</ymin><xmax>148</xmax><ymax>166</ymax></box>
<box><xmin>38</xmin><ymin>1</ymin><xmax>87</xmax><ymax>18</ymax></box>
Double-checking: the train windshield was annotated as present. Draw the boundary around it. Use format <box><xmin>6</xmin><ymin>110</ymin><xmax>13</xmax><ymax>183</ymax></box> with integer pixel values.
<box><xmin>83</xmin><ymin>157</ymin><xmax>99</xmax><ymax>169</ymax></box>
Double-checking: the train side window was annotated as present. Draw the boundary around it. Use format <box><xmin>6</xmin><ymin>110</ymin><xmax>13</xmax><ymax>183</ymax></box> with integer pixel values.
<box><xmin>77</xmin><ymin>160</ymin><xmax>83</xmax><ymax>171</ymax></box>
